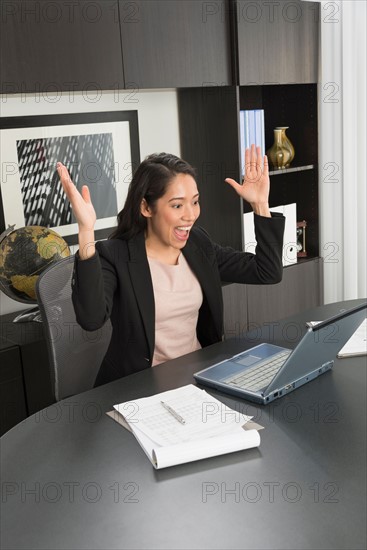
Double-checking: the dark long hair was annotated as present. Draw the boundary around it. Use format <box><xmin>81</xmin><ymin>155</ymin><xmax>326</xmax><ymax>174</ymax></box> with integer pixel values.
<box><xmin>110</xmin><ymin>153</ymin><xmax>197</xmax><ymax>240</ymax></box>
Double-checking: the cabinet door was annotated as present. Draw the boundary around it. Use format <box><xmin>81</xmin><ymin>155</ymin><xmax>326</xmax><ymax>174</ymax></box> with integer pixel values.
<box><xmin>0</xmin><ymin>342</ymin><xmax>27</xmax><ymax>435</ymax></box>
<box><xmin>1</xmin><ymin>0</ymin><xmax>124</xmax><ymax>94</ymax></box>
<box><xmin>222</xmin><ymin>283</ymin><xmax>248</xmax><ymax>340</ymax></box>
<box><xmin>236</xmin><ymin>0</ymin><xmax>319</xmax><ymax>85</ymax></box>
<box><xmin>119</xmin><ymin>0</ymin><xmax>231</xmax><ymax>88</ymax></box>
<box><xmin>178</xmin><ymin>86</ymin><xmax>242</xmax><ymax>249</ymax></box>
<box><xmin>1</xmin><ymin>313</ymin><xmax>54</xmax><ymax>416</ymax></box>
<box><xmin>221</xmin><ymin>259</ymin><xmax>323</xmax><ymax>339</ymax></box>
<box><xmin>247</xmin><ymin>258</ymin><xmax>323</xmax><ymax>327</ymax></box>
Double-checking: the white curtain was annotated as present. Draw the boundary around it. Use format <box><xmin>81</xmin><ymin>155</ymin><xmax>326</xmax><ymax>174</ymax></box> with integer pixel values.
<box><xmin>319</xmin><ymin>0</ymin><xmax>367</xmax><ymax>303</ymax></box>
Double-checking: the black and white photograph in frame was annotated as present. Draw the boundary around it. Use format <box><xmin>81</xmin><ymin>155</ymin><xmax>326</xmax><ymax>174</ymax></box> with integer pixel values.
<box><xmin>0</xmin><ymin>111</ymin><xmax>140</xmax><ymax>245</ymax></box>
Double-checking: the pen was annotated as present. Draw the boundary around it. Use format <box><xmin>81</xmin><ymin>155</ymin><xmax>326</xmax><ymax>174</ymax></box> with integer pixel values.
<box><xmin>160</xmin><ymin>401</ymin><xmax>186</xmax><ymax>424</ymax></box>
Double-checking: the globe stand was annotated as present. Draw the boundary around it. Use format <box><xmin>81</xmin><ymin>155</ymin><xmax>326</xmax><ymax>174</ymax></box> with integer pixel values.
<box><xmin>12</xmin><ymin>307</ymin><xmax>43</xmax><ymax>323</ymax></box>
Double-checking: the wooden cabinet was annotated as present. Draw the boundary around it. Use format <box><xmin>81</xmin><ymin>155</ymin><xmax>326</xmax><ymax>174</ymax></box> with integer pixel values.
<box><xmin>119</xmin><ymin>0</ymin><xmax>232</xmax><ymax>88</ymax></box>
<box><xmin>0</xmin><ymin>0</ymin><xmax>124</xmax><ymax>94</ymax></box>
<box><xmin>0</xmin><ymin>337</ymin><xmax>27</xmax><ymax>435</ymax></box>
<box><xmin>222</xmin><ymin>259</ymin><xmax>323</xmax><ymax>340</ymax></box>
<box><xmin>1</xmin><ymin>1</ymin><xmax>319</xmax><ymax>92</ymax></box>
<box><xmin>222</xmin><ymin>282</ymin><xmax>248</xmax><ymax>340</ymax></box>
<box><xmin>179</xmin><ymin>81</ymin><xmax>322</xmax><ymax>330</ymax></box>
<box><xmin>1</xmin><ymin>0</ymin><xmax>232</xmax><ymax>93</ymax></box>
<box><xmin>178</xmin><ymin>86</ymin><xmax>242</xmax><ymax>249</ymax></box>
<box><xmin>236</xmin><ymin>0</ymin><xmax>319</xmax><ymax>85</ymax></box>
<box><xmin>247</xmin><ymin>258</ymin><xmax>323</xmax><ymax>327</ymax></box>
<box><xmin>180</xmin><ymin>1</ymin><xmax>322</xmax><ymax>332</ymax></box>
<box><xmin>0</xmin><ymin>314</ymin><xmax>54</xmax><ymax>435</ymax></box>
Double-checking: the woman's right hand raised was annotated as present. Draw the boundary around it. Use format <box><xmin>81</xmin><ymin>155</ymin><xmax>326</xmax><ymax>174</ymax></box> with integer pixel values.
<box><xmin>57</xmin><ymin>162</ymin><xmax>97</xmax><ymax>259</ymax></box>
<box><xmin>57</xmin><ymin>162</ymin><xmax>96</xmax><ymax>231</ymax></box>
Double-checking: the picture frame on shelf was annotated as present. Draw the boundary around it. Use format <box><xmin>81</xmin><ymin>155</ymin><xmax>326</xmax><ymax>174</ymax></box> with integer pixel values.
<box><xmin>0</xmin><ymin>111</ymin><xmax>140</xmax><ymax>245</ymax></box>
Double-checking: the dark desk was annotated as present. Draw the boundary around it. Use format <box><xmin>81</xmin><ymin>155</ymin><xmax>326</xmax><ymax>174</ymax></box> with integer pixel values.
<box><xmin>1</xmin><ymin>300</ymin><xmax>366</xmax><ymax>550</ymax></box>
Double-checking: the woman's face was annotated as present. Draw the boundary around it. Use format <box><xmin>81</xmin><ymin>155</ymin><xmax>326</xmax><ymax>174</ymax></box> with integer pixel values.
<box><xmin>142</xmin><ymin>173</ymin><xmax>200</xmax><ymax>252</ymax></box>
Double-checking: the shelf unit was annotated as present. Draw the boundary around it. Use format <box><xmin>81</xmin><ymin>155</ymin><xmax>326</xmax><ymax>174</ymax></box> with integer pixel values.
<box><xmin>178</xmin><ymin>80</ymin><xmax>322</xmax><ymax>332</ymax></box>
<box><xmin>178</xmin><ymin>83</ymin><xmax>319</xmax><ymax>251</ymax></box>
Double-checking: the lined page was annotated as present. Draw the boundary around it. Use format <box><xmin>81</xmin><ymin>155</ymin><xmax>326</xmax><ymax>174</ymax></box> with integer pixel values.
<box><xmin>113</xmin><ymin>385</ymin><xmax>261</xmax><ymax>468</ymax></box>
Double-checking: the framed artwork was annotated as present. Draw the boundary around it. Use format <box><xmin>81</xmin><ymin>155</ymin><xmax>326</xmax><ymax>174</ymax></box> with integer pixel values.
<box><xmin>0</xmin><ymin>111</ymin><xmax>140</xmax><ymax>245</ymax></box>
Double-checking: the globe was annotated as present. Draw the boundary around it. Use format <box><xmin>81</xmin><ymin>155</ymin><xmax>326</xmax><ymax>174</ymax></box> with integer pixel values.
<box><xmin>0</xmin><ymin>226</ymin><xmax>71</xmax><ymax>304</ymax></box>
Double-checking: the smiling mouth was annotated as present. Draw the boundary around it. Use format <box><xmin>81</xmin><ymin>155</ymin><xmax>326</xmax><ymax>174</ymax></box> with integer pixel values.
<box><xmin>174</xmin><ymin>226</ymin><xmax>192</xmax><ymax>240</ymax></box>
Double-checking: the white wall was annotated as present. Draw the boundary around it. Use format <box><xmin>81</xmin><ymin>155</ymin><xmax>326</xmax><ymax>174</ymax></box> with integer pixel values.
<box><xmin>0</xmin><ymin>88</ymin><xmax>181</xmax><ymax>315</ymax></box>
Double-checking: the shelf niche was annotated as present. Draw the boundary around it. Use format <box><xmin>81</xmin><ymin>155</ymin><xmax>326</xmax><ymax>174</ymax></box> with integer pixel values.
<box><xmin>179</xmin><ymin>83</ymin><xmax>319</xmax><ymax>259</ymax></box>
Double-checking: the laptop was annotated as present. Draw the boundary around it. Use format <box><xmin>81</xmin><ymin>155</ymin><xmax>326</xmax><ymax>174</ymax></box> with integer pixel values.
<box><xmin>194</xmin><ymin>302</ymin><xmax>367</xmax><ymax>404</ymax></box>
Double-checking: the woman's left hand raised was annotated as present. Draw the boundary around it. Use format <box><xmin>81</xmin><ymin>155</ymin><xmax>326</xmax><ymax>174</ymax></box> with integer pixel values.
<box><xmin>225</xmin><ymin>144</ymin><xmax>271</xmax><ymax>217</ymax></box>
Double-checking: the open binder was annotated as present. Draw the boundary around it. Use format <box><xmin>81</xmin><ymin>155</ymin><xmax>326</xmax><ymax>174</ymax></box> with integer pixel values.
<box><xmin>107</xmin><ymin>384</ymin><xmax>263</xmax><ymax>469</ymax></box>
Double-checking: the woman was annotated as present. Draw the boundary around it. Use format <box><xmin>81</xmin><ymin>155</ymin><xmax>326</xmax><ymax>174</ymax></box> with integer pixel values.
<box><xmin>57</xmin><ymin>146</ymin><xmax>285</xmax><ymax>387</ymax></box>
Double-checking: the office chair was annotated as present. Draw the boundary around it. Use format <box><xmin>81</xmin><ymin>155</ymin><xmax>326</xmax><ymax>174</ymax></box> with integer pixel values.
<box><xmin>36</xmin><ymin>255</ymin><xmax>112</xmax><ymax>401</ymax></box>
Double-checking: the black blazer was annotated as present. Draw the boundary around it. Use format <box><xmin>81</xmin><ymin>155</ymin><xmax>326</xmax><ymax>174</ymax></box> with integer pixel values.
<box><xmin>72</xmin><ymin>214</ymin><xmax>285</xmax><ymax>386</ymax></box>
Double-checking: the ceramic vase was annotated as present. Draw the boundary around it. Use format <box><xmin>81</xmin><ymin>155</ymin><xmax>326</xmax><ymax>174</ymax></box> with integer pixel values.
<box><xmin>275</xmin><ymin>126</ymin><xmax>295</xmax><ymax>166</ymax></box>
<box><xmin>266</xmin><ymin>128</ymin><xmax>292</xmax><ymax>170</ymax></box>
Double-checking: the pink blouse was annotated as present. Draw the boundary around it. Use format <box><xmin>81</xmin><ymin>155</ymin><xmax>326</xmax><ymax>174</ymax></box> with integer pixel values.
<box><xmin>147</xmin><ymin>254</ymin><xmax>203</xmax><ymax>366</ymax></box>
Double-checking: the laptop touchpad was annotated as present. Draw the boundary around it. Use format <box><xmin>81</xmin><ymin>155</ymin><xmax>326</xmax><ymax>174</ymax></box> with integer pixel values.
<box><xmin>235</xmin><ymin>355</ymin><xmax>261</xmax><ymax>367</ymax></box>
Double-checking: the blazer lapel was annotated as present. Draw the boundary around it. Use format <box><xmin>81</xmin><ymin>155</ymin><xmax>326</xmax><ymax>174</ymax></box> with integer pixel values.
<box><xmin>183</xmin><ymin>238</ymin><xmax>223</xmax><ymax>340</ymax></box>
<box><xmin>126</xmin><ymin>233</ymin><xmax>155</xmax><ymax>360</ymax></box>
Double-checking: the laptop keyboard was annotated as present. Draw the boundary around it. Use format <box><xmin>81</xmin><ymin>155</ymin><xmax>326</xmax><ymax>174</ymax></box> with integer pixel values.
<box><xmin>223</xmin><ymin>350</ymin><xmax>292</xmax><ymax>391</ymax></box>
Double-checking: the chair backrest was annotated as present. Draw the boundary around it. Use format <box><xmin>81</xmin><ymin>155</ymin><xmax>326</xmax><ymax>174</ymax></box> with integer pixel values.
<box><xmin>36</xmin><ymin>255</ymin><xmax>112</xmax><ymax>401</ymax></box>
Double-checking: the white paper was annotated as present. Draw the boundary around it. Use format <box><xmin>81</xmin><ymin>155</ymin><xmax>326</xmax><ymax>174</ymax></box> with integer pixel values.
<box><xmin>113</xmin><ymin>385</ymin><xmax>261</xmax><ymax>469</ymax></box>
<box><xmin>152</xmin><ymin>429</ymin><xmax>260</xmax><ymax>469</ymax></box>
<box><xmin>337</xmin><ymin>319</ymin><xmax>367</xmax><ymax>358</ymax></box>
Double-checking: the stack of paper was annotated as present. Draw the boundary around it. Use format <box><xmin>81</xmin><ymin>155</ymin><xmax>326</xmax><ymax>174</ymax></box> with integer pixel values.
<box><xmin>109</xmin><ymin>385</ymin><xmax>262</xmax><ymax>469</ymax></box>
<box><xmin>306</xmin><ymin>318</ymin><xmax>367</xmax><ymax>359</ymax></box>
<box><xmin>337</xmin><ymin>318</ymin><xmax>367</xmax><ymax>358</ymax></box>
